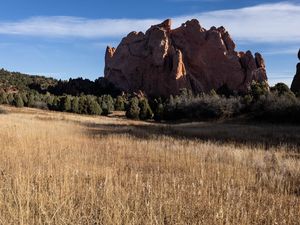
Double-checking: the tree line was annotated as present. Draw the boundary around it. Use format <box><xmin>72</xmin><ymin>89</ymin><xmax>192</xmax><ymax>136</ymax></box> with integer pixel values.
<box><xmin>1</xmin><ymin>66</ymin><xmax>300</xmax><ymax>123</ymax></box>
<box><xmin>0</xmin><ymin>90</ymin><xmax>155</xmax><ymax>120</ymax></box>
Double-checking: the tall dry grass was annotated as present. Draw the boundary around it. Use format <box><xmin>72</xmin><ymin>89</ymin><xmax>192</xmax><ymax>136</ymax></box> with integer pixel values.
<box><xmin>0</xmin><ymin>107</ymin><xmax>299</xmax><ymax>224</ymax></box>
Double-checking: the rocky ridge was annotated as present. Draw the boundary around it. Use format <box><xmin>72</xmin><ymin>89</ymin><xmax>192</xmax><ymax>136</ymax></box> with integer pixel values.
<box><xmin>105</xmin><ymin>19</ymin><xmax>267</xmax><ymax>97</ymax></box>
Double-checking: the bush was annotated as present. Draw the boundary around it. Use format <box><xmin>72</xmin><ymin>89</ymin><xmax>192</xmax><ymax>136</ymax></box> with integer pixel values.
<box><xmin>60</xmin><ymin>95</ymin><xmax>72</xmax><ymax>112</ymax></box>
<box><xmin>78</xmin><ymin>96</ymin><xmax>88</xmax><ymax>114</ymax></box>
<box><xmin>250</xmin><ymin>81</ymin><xmax>269</xmax><ymax>100</ymax></box>
<box><xmin>115</xmin><ymin>96</ymin><xmax>125</xmax><ymax>111</ymax></box>
<box><xmin>71</xmin><ymin>97</ymin><xmax>79</xmax><ymax>113</ymax></box>
<box><xmin>270</xmin><ymin>83</ymin><xmax>293</xmax><ymax>96</ymax></box>
<box><xmin>163</xmin><ymin>93</ymin><xmax>243</xmax><ymax>121</ymax></box>
<box><xmin>139</xmin><ymin>98</ymin><xmax>153</xmax><ymax>120</ymax></box>
<box><xmin>87</xmin><ymin>97</ymin><xmax>102</xmax><ymax>115</ymax></box>
<box><xmin>0</xmin><ymin>92</ymin><xmax>8</xmax><ymax>105</ymax></box>
<box><xmin>126</xmin><ymin>97</ymin><xmax>140</xmax><ymax>119</ymax></box>
<box><xmin>27</xmin><ymin>93</ymin><xmax>35</xmax><ymax>107</ymax></box>
<box><xmin>98</xmin><ymin>95</ymin><xmax>114</xmax><ymax>115</ymax></box>
<box><xmin>7</xmin><ymin>93</ymin><xmax>14</xmax><ymax>105</ymax></box>
<box><xmin>252</xmin><ymin>92</ymin><xmax>300</xmax><ymax>123</ymax></box>
<box><xmin>21</xmin><ymin>93</ymin><xmax>28</xmax><ymax>106</ymax></box>
<box><xmin>13</xmin><ymin>94</ymin><xmax>24</xmax><ymax>108</ymax></box>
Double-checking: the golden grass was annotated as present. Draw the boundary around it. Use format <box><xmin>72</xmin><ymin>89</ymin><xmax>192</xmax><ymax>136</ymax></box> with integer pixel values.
<box><xmin>0</xmin><ymin>106</ymin><xmax>299</xmax><ymax>224</ymax></box>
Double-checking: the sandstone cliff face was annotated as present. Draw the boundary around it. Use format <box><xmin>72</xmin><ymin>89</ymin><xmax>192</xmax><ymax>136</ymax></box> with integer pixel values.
<box><xmin>105</xmin><ymin>19</ymin><xmax>267</xmax><ymax>97</ymax></box>
<box><xmin>291</xmin><ymin>49</ymin><xmax>300</xmax><ymax>93</ymax></box>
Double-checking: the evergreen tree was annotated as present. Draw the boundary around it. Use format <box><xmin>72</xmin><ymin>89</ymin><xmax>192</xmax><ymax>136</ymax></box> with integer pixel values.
<box><xmin>101</xmin><ymin>101</ymin><xmax>109</xmax><ymax>115</ymax></box>
<box><xmin>13</xmin><ymin>94</ymin><xmax>24</xmax><ymax>108</ymax></box>
<box><xmin>250</xmin><ymin>81</ymin><xmax>269</xmax><ymax>100</ymax></box>
<box><xmin>126</xmin><ymin>97</ymin><xmax>140</xmax><ymax>119</ymax></box>
<box><xmin>115</xmin><ymin>95</ymin><xmax>125</xmax><ymax>111</ymax></box>
<box><xmin>78</xmin><ymin>96</ymin><xmax>88</xmax><ymax>114</ymax></box>
<box><xmin>7</xmin><ymin>93</ymin><xmax>14</xmax><ymax>105</ymax></box>
<box><xmin>51</xmin><ymin>96</ymin><xmax>60</xmax><ymax>110</ymax></box>
<box><xmin>139</xmin><ymin>98</ymin><xmax>153</xmax><ymax>120</ymax></box>
<box><xmin>88</xmin><ymin>99</ymin><xmax>102</xmax><ymax>115</ymax></box>
<box><xmin>61</xmin><ymin>95</ymin><xmax>72</xmax><ymax>112</ymax></box>
<box><xmin>46</xmin><ymin>95</ymin><xmax>54</xmax><ymax>106</ymax></box>
<box><xmin>0</xmin><ymin>92</ymin><xmax>8</xmax><ymax>104</ymax></box>
<box><xmin>71</xmin><ymin>97</ymin><xmax>79</xmax><ymax>113</ymax></box>
<box><xmin>105</xmin><ymin>95</ymin><xmax>115</xmax><ymax>113</ymax></box>
<box><xmin>154</xmin><ymin>103</ymin><xmax>164</xmax><ymax>121</ymax></box>
<box><xmin>21</xmin><ymin>93</ymin><xmax>28</xmax><ymax>106</ymax></box>
<box><xmin>271</xmin><ymin>83</ymin><xmax>293</xmax><ymax>96</ymax></box>
<box><xmin>27</xmin><ymin>93</ymin><xmax>35</xmax><ymax>107</ymax></box>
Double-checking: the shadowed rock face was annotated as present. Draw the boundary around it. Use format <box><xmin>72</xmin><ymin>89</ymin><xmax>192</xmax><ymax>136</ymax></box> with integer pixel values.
<box><xmin>291</xmin><ymin>49</ymin><xmax>300</xmax><ymax>93</ymax></box>
<box><xmin>104</xmin><ymin>19</ymin><xmax>267</xmax><ymax>97</ymax></box>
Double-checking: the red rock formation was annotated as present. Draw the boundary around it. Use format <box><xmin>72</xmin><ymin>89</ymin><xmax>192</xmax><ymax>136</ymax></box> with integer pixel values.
<box><xmin>105</xmin><ymin>19</ymin><xmax>267</xmax><ymax>97</ymax></box>
<box><xmin>291</xmin><ymin>49</ymin><xmax>300</xmax><ymax>93</ymax></box>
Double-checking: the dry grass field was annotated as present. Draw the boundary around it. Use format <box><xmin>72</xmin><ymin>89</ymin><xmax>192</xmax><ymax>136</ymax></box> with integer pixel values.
<box><xmin>0</xmin><ymin>105</ymin><xmax>299</xmax><ymax>225</ymax></box>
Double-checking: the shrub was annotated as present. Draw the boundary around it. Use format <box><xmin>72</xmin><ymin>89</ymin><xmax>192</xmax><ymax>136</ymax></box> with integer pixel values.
<box><xmin>7</xmin><ymin>93</ymin><xmax>14</xmax><ymax>105</ymax></box>
<box><xmin>250</xmin><ymin>81</ymin><xmax>269</xmax><ymax>100</ymax></box>
<box><xmin>78</xmin><ymin>96</ymin><xmax>88</xmax><ymax>114</ymax></box>
<box><xmin>115</xmin><ymin>96</ymin><xmax>125</xmax><ymax>111</ymax></box>
<box><xmin>98</xmin><ymin>95</ymin><xmax>114</xmax><ymax>115</ymax></box>
<box><xmin>27</xmin><ymin>93</ymin><xmax>35</xmax><ymax>107</ymax></box>
<box><xmin>252</xmin><ymin>92</ymin><xmax>300</xmax><ymax>123</ymax></box>
<box><xmin>21</xmin><ymin>93</ymin><xmax>28</xmax><ymax>106</ymax></box>
<box><xmin>0</xmin><ymin>92</ymin><xmax>8</xmax><ymax>105</ymax></box>
<box><xmin>162</xmin><ymin>93</ymin><xmax>244</xmax><ymax>121</ymax></box>
<box><xmin>60</xmin><ymin>95</ymin><xmax>72</xmax><ymax>112</ymax></box>
<box><xmin>139</xmin><ymin>98</ymin><xmax>153</xmax><ymax>120</ymax></box>
<box><xmin>13</xmin><ymin>94</ymin><xmax>24</xmax><ymax>108</ymax></box>
<box><xmin>270</xmin><ymin>83</ymin><xmax>293</xmax><ymax>96</ymax></box>
<box><xmin>71</xmin><ymin>97</ymin><xmax>79</xmax><ymax>113</ymax></box>
<box><xmin>88</xmin><ymin>99</ymin><xmax>102</xmax><ymax>115</ymax></box>
<box><xmin>126</xmin><ymin>97</ymin><xmax>140</xmax><ymax>119</ymax></box>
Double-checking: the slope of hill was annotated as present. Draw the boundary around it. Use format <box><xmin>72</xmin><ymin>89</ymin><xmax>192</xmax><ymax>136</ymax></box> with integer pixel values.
<box><xmin>0</xmin><ymin>68</ymin><xmax>58</xmax><ymax>93</ymax></box>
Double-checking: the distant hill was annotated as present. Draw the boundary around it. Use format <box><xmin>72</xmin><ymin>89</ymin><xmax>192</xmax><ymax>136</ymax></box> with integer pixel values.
<box><xmin>0</xmin><ymin>68</ymin><xmax>120</xmax><ymax>96</ymax></box>
<box><xmin>0</xmin><ymin>68</ymin><xmax>57</xmax><ymax>93</ymax></box>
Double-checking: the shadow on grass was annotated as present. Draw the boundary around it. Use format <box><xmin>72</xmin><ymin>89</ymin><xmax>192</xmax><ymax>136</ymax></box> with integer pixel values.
<box><xmin>82</xmin><ymin>119</ymin><xmax>300</xmax><ymax>150</ymax></box>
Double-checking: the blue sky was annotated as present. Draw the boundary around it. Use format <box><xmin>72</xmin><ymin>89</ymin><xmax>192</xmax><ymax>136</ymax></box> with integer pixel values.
<box><xmin>0</xmin><ymin>0</ymin><xmax>299</xmax><ymax>86</ymax></box>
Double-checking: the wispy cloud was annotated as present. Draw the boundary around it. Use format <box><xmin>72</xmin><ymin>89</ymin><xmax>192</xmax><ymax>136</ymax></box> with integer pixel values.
<box><xmin>0</xmin><ymin>2</ymin><xmax>299</xmax><ymax>43</ymax></box>
<box><xmin>179</xmin><ymin>2</ymin><xmax>300</xmax><ymax>43</ymax></box>
<box><xmin>0</xmin><ymin>17</ymin><xmax>161</xmax><ymax>38</ymax></box>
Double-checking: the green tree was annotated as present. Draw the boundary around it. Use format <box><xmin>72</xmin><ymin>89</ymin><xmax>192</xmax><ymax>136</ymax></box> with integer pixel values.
<box><xmin>71</xmin><ymin>97</ymin><xmax>79</xmax><ymax>113</ymax></box>
<box><xmin>250</xmin><ymin>81</ymin><xmax>269</xmax><ymax>100</ymax></box>
<box><xmin>115</xmin><ymin>96</ymin><xmax>125</xmax><ymax>111</ymax></box>
<box><xmin>139</xmin><ymin>98</ymin><xmax>153</xmax><ymax>120</ymax></box>
<box><xmin>126</xmin><ymin>97</ymin><xmax>140</xmax><ymax>119</ymax></box>
<box><xmin>27</xmin><ymin>93</ymin><xmax>35</xmax><ymax>107</ymax></box>
<box><xmin>88</xmin><ymin>99</ymin><xmax>102</xmax><ymax>115</ymax></box>
<box><xmin>45</xmin><ymin>95</ymin><xmax>54</xmax><ymax>106</ymax></box>
<box><xmin>104</xmin><ymin>95</ymin><xmax>115</xmax><ymax>114</ymax></box>
<box><xmin>101</xmin><ymin>101</ymin><xmax>109</xmax><ymax>115</ymax></box>
<box><xmin>271</xmin><ymin>83</ymin><xmax>294</xmax><ymax>97</ymax></box>
<box><xmin>21</xmin><ymin>93</ymin><xmax>28</xmax><ymax>106</ymax></box>
<box><xmin>50</xmin><ymin>96</ymin><xmax>60</xmax><ymax>110</ymax></box>
<box><xmin>13</xmin><ymin>94</ymin><xmax>24</xmax><ymax>108</ymax></box>
<box><xmin>78</xmin><ymin>96</ymin><xmax>88</xmax><ymax>114</ymax></box>
<box><xmin>7</xmin><ymin>93</ymin><xmax>14</xmax><ymax>105</ymax></box>
<box><xmin>60</xmin><ymin>95</ymin><xmax>72</xmax><ymax>112</ymax></box>
<box><xmin>0</xmin><ymin>92</ymin><xmax>8</xmax><ymax>104</ymax></box>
